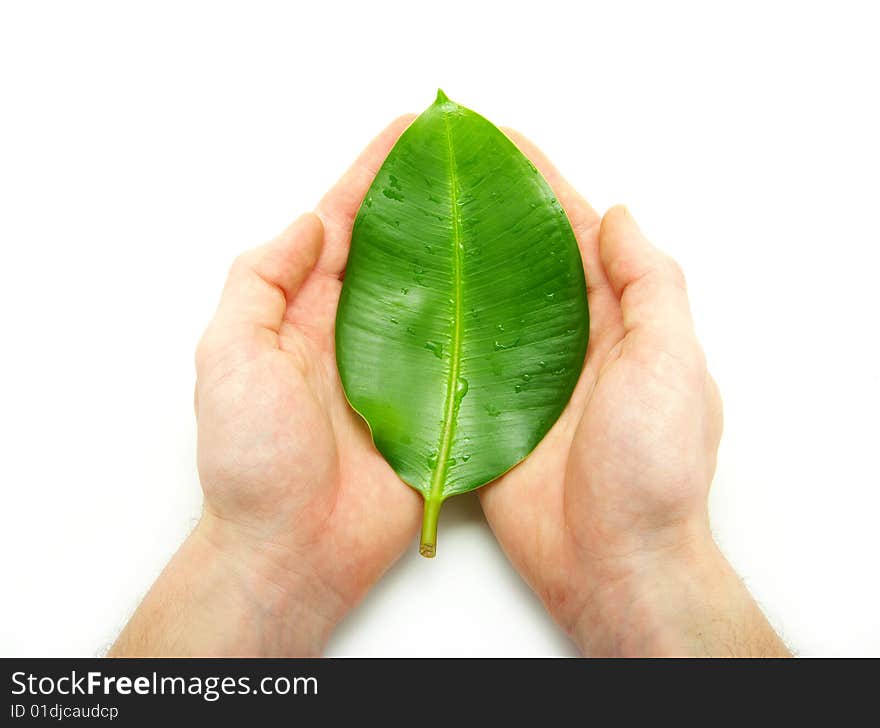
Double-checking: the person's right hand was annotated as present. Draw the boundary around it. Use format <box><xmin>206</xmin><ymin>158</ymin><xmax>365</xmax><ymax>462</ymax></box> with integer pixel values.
<box><xmin>480</xmin><ymin>133</ymin><xmax>788</xmax><ymax>656</ymax></box>
<box><xmin>109</xmin><ymin>117</ymin><xmax>425</xmax><ymax>657</ymax></box>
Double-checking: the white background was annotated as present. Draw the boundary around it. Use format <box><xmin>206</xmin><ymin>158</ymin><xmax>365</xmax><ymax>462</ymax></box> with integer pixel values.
<box><xmin>1</xmin><ymin>1</ymin><xmax>878</xmax><ymax>657</ymax></box>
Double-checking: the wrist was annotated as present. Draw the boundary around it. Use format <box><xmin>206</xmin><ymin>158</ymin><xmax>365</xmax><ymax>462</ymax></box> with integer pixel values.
<box><xmin>570</xmin><ymin>522</ymin><xmax>788</xmax><ymax>657</ymax></box>
<box><xmin>190</xmin><ymin>512</ymin><xmax>348</xmax><ymax>656</ymax></box>
<box><xmin>570</xmin><ymin>524</ymin><xmax>725</xmax><ymax>656</ymax></box>
<box><xmin>111</xmin><ymin>513</ymin><xmax>347</xmax><ymax>656</ymax></box>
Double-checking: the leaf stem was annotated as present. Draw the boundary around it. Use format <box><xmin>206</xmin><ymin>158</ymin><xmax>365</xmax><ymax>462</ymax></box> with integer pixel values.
<box><xmin>419</xmin><ymin>497</ymin><xmax>443</xmax><ymax>558</ymax></box>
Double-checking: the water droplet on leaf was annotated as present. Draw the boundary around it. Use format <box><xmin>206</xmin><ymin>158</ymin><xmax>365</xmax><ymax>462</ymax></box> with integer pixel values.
<box><xmin>494</xmin><ymin>337</ymin><xmax>521</xmax><ymax>351</ymax></box>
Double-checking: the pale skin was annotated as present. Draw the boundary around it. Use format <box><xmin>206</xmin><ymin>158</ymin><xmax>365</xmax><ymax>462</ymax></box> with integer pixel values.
<box><xmin>110</xmin><ymin>116</ymin><xmax>789</xmax><ymax>658</ymax></box>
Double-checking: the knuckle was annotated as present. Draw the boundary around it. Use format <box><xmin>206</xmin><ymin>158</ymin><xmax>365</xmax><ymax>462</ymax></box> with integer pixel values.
<box><xmin>707</xmin><ymin>372</ymin><xmax>724</xmax><ymax>427</ymax></box>
<box><xmin>662</xmin><ymin>255</ymin><xmax>688</xmax><ymax>291</ymax></box>
<box><xmin>228</xmin><ymin>253</ymin><xmax>252</xmax><ymax>279</ymax></box>
<box><xmin>194</xmin><ymin>329</ymin><xmax>216</xmax><ymax>370</ymax></box>
<box><xmin>657</xmin><ymin>347</ymin><xmax>704</xmax><ymax>385</ymax></box>
<box><xmin>690</xmin><ymin>343</ymin><xmax>708</xmax><ymax>372</ymax></box>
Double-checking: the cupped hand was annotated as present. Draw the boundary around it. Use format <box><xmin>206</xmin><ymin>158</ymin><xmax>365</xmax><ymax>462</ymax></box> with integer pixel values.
<box><xmin>192</xmin><ymin>116</ymin><xmax>421</xmax><ymax>652</ymax></box>
<box><xmin>479</xmin><ymin>132</ymin><xmax>730</xmax><ymax>654</ymax></box>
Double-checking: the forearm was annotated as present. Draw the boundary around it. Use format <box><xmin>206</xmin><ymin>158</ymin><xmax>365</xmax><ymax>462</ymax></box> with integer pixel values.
<box><xmin>573</xmin><ymin>536</ymin><xmax>790</xmax><ymax>657</ymax></box>
<box><xmin>109</xmin><ymin>515</ymin><xmax>341</xmax><ymax>657</ymax></box>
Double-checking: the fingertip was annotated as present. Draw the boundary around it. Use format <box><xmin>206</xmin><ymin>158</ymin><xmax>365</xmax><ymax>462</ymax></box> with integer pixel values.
<box><xmin>313</xmin><ymin>114</ymin><xmax>416</xmax><ymax>276</ymax></box>
<box><xmin>599</xmin><ymin>204</ymin><xmax>655</xmax><ymax>295</ymax></box>
<box><xmin>360</xmin><ymin>114</ymin><xmax>417</xmax><ymax>160</ymax></box>
<box><xmin>599</xmin><ymin>205</ymin><xmax>696</xmax><ymax>344</ymax></box>
<box><xmin>499</xmin><ymin>125</ymin><xmax>528</xmax><ymax>149</ymax></box>
<box><xmin>298</xmin><ymin>210</ymin><xmax>324</xmax><ymax>233</ymax></box>
<box><xmin>605</xmin><ymin>203</ymin><xmax>629</xmax><ymax>221</ymax></box>
<box><xmin>600</xmin><ymin>204</ymin><xmax>639</xmax><ymax>241</ymax></box>
<box><xmin>498</xmin><ymin>125</ymin><xmax>602</xmax><ymax>246</ymax></box>
<box><xmin>232</xmin><ymin>211</ymin><xmax>326</xmax><ymax>307</ymax></box>
<box><xmin>282</xmin><ymin>211</ymin><xmax>324</xmax><ymax>261</ymax></box>
<box><xmin>390</xmin><ymin>112</ymin><xmax>418</xmax><ymax>129</ymax></box>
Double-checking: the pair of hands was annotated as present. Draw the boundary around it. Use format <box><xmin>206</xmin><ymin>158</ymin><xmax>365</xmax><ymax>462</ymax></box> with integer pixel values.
<box><xmin>112</xmin><ymin>117</ymin><xmax>787</xmax><ymax>657</ymax></box>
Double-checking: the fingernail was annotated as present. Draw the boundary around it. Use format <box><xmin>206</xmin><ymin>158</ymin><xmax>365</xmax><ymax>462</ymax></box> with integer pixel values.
<box><xmin>620</xmin><ymin>205</ymin><xmax>644</xmax><ymax>235</ymax></box>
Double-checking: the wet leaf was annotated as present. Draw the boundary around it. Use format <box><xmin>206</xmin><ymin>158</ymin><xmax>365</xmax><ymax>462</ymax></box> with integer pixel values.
<box><xmin>336</xmin><ymin>91</ymin><xmax>589</xmax><ymax>556</ymax></box>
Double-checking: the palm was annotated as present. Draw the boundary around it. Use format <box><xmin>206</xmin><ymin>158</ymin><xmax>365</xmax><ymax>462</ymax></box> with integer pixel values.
<box><xmin>275</xmin><ymin>273</ymin><xmax>421</xmax><ymax>600</ymax></box>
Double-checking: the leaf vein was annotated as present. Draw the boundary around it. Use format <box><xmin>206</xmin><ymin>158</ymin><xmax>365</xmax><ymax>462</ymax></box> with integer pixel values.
<box><xmin>426</xmin><ymin>109</ymin><xmax>465</xmax><ymax>506</ymax></box>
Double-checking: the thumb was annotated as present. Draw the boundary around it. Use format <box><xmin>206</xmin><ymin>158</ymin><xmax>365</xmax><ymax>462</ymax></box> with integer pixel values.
<box><xmin>196</xmin><ymin>213</ymin><xmax>324</xmax><ymax>371</ymax></box>
<box><xmin>599</xmin><ymin>205</ymin><xmax>697</xmax><ymax>356</ymax></box>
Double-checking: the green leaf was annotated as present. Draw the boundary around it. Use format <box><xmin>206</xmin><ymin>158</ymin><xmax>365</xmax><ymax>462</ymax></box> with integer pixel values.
<box><xmin>336</xmin><ymin>90</ymin><xmax>589</xmax><ymax>557</ymax></box>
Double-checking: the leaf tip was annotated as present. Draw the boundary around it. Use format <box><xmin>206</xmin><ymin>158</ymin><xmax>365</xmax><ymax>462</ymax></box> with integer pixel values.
<box><xmin>435</xmin><ymin>88</ymin><xmax>450</xmax><ymax>104</ymax></box>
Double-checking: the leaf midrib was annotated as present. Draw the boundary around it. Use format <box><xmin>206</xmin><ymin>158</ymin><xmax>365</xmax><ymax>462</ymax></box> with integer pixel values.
<box><xmin>426</xmin><ymin>108</ymin><xmax>464</xmax><ymax>505</ymax></box>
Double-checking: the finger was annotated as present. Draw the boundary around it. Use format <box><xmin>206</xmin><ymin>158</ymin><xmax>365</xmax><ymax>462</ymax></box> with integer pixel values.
<box><xmin>599</xmin><ymin>205</ymin><xmax>697</xmax><ymax>351</ymax></box>
<box><xmin>501</xmin><ymin>127</ymin><xmax>622</xmax><ymax>365</ymax></box>
<box><xmin>315</xmin><ymin>114</ymin><xmax>416</xmax><ymax>277</ymax></box>
<box><xmin>197</xmin><ymin>213</ymin><xmax>324</xmax><ymax>365</ymax></box>
<box><xmin>500</xmin><ymin>127</ymin><xmax>601</xmax><ymax>236</ymax></box>
<box><xmin>500</xmin><ymin>127</ymin><xmax>608</xmax><ymax>286</ymax></box>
